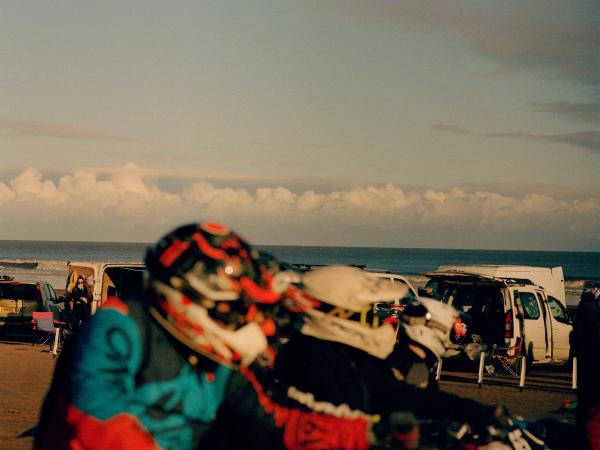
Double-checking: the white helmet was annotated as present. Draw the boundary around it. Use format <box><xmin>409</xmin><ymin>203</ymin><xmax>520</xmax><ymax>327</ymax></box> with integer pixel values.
<box><xmin>398</xmin><ymin>298</ymin><xmax>460</xmax><ymax>361</ymax></box>
<box><xmin>300</xmin><ymin>265</ymin><xmax>408</xmax><ymax>359</ymax></box>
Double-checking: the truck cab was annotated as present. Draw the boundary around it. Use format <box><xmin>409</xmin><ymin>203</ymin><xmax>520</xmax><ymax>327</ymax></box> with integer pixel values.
<box><xmin>422</xmin><ymin>265</ymin><xmax>572</xmax><ymax>364</ymax></box>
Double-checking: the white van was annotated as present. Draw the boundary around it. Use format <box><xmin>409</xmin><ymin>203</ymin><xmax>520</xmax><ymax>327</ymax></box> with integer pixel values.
<box><xmin>66</xmin><ymin>261</ymin><xmax>146</xmax><ymax>315</ymax></box>
<box><xmin>422</xmin><ymin>265</ymin><xmax>572</xmax><ymax>364</ymax></box>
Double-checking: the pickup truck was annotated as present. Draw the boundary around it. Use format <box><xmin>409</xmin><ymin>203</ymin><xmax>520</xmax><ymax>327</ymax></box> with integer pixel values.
<box><xmin>421</xmin><ymin>265</ymin><xmax>572</xmax><ymax>364</ymax></box>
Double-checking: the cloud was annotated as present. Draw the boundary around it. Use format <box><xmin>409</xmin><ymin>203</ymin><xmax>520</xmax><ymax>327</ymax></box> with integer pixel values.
<box><xmin>530</xmin><ymin>101</ymin><xmax>600</xmax><ymax>124</ymax></box>
<box><xmin>485</xmin><ymin>130</ymin><xmax>600</xmax><ymax>153</ymax></box>
<box><xmin>328</xmin><ymin>1</ymin><xmax>600</xmax><ymax>87</ymax></box>
<box><xmin>0</xmin><ymin>117</ymin><xmax>135</xmax><ymax>141</ymax></box>
<box><xmin>433</xmin><ymin>123</ymin><xmax>600</xmax><ymax>153</ymax></box>
<box><xmin>0</xmin><ymin>166</ymin><xmax>598</xmax><ymax>250</ymax></box>
<box><xmin>83</xmin><ymin>163</ymin><xmax>278</xmax><ymax>182</ymax></box>
<box><xmin>455</xmin><ymin>182</ymin><xmax>600</xmax><ymax>201</ymax></box>
<box><xmin>551</xmin><ymin>131</ymin><xmax>600</xmax><ymax>152</ymax></box>
<box><xmin>431</xmin><ymin>124</ymin><xmax>472</xmax><ymax>135</ymax></box>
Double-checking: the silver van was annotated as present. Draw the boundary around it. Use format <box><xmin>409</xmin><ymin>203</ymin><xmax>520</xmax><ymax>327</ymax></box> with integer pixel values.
<box><xmin>422</xmin><ymin>266</ymin><xmax>572</xmax><ymax>364</ymax></box>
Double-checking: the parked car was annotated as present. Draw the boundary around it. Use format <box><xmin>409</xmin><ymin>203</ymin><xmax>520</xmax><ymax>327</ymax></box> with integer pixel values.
<box><xmin>0</xmin><ymin>276</ymin><xmax>63</xmax><ymax>331</ymax></box>
<box><xmin>367</xmin><ymin>271</ymin><xmax>420</xmax><ymax>318</ymax></box>
<box><xmin>421</xmin><ymin>265</ymin><xmax>572</xmax><ymax>364</ymax></box>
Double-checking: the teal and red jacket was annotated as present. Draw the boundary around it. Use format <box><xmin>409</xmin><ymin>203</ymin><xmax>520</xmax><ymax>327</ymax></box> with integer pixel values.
<box><xmin>34</xmin><ymin>296</ymin><xmax>231</xmax><ymax>450</ymax></box>
<box><xmin>35</xmin><ymin>296</ymin><xmax>381</xmax><ymax>450</ymax></box>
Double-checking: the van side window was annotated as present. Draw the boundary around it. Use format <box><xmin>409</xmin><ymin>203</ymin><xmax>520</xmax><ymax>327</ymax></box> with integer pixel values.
<box><xmin>547</xmin><ymin>296</ymin><xmax>569</xmax><ymax>324</ymax></box>
<box><xmin>513</xmin><ymin>290</ymin><xmax>521</xmax><ymax>306</ymax></box>
<box><xmin>519</xmin><ymin>292</ymin><xmax>540</xmax><ymax>320</ymax></box>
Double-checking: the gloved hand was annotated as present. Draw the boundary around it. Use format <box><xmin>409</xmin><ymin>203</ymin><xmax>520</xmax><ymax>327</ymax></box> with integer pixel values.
<box><xmin>482</xmin><ymin>408</ymin><xmax>547</xmax><ymax>450</ymax></box>
<box><xmin>372</xmin><ymin>411</ymin><xmax>420</xmax><ymax>449</ymax></box>
<box><xmin>470</xmin><ymin>405</ymin><xmax>512</xmax><ymax>434</ymax></box>
<box><xmin>491</xmin><ymin>405</ymin><xmax>513</xmax><ymax>429</ymax></box>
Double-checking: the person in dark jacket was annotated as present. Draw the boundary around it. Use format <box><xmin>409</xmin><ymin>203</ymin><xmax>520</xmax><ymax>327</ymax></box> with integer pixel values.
<box><xmin>200</xmin><ymin>266</ymin><xmax>512</xmax><ymax>450</ymax></box>
<box><xmin>65</xmin><ymin>276</ymin><xmax>93</xmax><ymax>332</ymax></box>
<box><xmin>573</xmin><ymin>287</ymin><xmax>600</xmax><ymax>450</ymax></box>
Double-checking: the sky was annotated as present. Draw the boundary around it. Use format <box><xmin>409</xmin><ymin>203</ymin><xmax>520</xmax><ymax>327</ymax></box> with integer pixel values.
<box><xmin>0</xmin><ymin>0</ymin><xmax>599</xmax><ymax>250</ymax></box>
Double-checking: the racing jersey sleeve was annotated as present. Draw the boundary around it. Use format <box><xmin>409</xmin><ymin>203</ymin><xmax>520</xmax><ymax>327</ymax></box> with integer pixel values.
<box><xmin>387</xmin><ymin>378</ymin><xmax>498</xmax><ymax>427</ymax></box>
<box><xmin>65</xmin><ymin>298</ymin><xmax>160</xmax><ymax>449</ymax></box>
<box><xmin>198</xmin><ymin>365</ymin><xmax>375</xmax><ymax>450</ymax></box>
<box><xmin>36</xmin><ymin>296</ymin><xmax>232</xmax><ymax>450</ymax></box>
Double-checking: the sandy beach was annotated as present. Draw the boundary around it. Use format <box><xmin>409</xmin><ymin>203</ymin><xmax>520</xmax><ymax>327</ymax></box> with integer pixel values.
<box><xmin>0</xmin><ymin>340</ymin><xmax>576</xmax><ymax>450</ymax></box>
<box><xmin>0</xmin><ymin>249</ymin><xmax>588</xmax><ymax>448</ymax></box>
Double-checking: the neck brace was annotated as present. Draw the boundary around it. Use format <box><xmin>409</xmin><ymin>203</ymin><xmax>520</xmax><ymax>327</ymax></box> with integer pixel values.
<box><xmin>301</xmin><ymin>309</ymin><xmax>396</xmax><ymax>359</ymax></box>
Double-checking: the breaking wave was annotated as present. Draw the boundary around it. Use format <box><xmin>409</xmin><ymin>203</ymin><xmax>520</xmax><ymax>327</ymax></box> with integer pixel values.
<box><xmin>0</xmin><ymin>259</ymin><xmax>68</xmax><ymax>272</ymax></box>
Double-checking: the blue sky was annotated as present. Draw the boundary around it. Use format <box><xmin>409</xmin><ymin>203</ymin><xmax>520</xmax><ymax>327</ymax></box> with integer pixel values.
<box><xmin>0</xmin><ymin>1</ymin><xmax>598</xmax><ymax>250</ymax></box>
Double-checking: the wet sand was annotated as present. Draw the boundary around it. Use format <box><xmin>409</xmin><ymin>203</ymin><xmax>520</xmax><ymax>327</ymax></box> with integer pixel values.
<box><xmin>0</xmin><ymin>342</ymin><xmax>576</xmax><ymax>450</ymax></box>
<box><xmin>0</xmin><ymin>342</ymin><xmax>55</xmax><ymax>450</ymax></box>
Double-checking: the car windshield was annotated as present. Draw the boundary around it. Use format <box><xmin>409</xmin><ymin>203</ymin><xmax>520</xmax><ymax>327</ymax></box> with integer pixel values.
<box><xmin>0</xmin><ymin>283</ymin><xmax>40</xmax><ymax>301</ymax></box>
<box><xmin>381</xmin><ymin>277</ymin><xmax>417</xmax><ymax>303</ymax></box>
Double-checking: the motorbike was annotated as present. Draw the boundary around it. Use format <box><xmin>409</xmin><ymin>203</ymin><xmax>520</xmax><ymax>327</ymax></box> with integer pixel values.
<box><xmin>381</xmin><ymin>415</ymin><xmax>573</xmax><ymax>450</ymax></box>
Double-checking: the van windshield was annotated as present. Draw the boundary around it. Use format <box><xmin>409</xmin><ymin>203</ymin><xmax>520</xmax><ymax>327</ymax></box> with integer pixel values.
<box><xmin>0</xmin><ymin>283</ymin><xmax>40</xmax><ymax>301</ymax></box>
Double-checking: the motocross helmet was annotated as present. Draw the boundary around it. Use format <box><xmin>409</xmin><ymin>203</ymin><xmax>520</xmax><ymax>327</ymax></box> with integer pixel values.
<box><xmin>299</xmin><ymin>265</ymin><xmax>408</xmax><ymax>359</ymax></box>
<box><xmin>145</xmin><ymin>222</ymin><xmax>292</xmax><ymax>367</ymax></box>
<box><xmin>398</xmin><ymin>298</ymin><xmax>461</xmax><ymax>361</ymax></box>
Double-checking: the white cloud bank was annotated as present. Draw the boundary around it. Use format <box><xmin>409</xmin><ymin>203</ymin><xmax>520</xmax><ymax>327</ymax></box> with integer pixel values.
<box><xmin>0</xmin><ymin>166</ymin><xmax>598</xmax><ymax>251</ymax></box>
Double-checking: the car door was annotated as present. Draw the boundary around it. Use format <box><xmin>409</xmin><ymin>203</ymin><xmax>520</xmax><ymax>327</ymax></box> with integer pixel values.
<box><xmin>546</xmin><ymin>295</ymin><xmax>571</xmax><ymax>361</ymax></box>
<box><xmin>43</xmin><ymin>284</ymin><xmax>61</xmax><ymax>319</ymax></box>
<box><xmin>41</xmin><ymin>284</ymin><xmax>52</xmax><ymax>312</ymax></box>
<box><xmin>535</xmin><ymin>290</ymin><xmax>553</xmax><ymax>359</ymax></box>
<box><xmin>514</xmin><ymin>287</ymin><xmax>547</xmax><ymax>361</ymax></box>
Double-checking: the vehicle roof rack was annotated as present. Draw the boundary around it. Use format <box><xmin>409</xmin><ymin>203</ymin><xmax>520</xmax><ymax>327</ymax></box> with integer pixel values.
<box><xmin>499</xmin><ymin>277</ymin><xmax>536</xmax><ymax>286</ymax></box>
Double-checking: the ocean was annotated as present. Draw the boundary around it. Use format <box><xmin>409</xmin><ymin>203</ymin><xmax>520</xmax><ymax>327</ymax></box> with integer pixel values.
<box><xmin>0</xmin><ymin>240</ymin><xmax>598</xmax><ymax>290</ymax></box>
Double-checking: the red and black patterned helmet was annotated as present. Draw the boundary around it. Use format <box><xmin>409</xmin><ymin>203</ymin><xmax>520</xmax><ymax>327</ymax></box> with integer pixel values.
<box><xmin>144</xmin><ymin>222</ymin><xmax>289</xmax><ymax>366</ymax></box>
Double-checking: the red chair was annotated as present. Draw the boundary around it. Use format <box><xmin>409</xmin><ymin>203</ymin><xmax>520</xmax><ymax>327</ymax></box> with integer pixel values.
<box><xmin>32</xmin><ymin>312</ymin><xmax>65</xmax><ymax>357</ymax></box>
<box><xmin>491</xmin><ymin>336</ymin><xmax>523</xmax><ymax>377</ymax></box>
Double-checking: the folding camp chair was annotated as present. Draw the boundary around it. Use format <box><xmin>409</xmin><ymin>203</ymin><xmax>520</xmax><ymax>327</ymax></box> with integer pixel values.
<box><xmin>491</xmin><ymin>337</ymin><xmax>523</xmax><ymax>378</ymax></box>
<box><xmin>32</xmin><ymin>312</ymin><xmax>65</xmax><ymax>357</ymax></box>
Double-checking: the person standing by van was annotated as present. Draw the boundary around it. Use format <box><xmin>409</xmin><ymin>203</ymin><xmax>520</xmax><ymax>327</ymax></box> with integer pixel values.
<box><xmin>66</xmin><ymin>276</ymin><xmax>92</xmax><ymax>332</ymax></box>
<box><xmin>573</xmin><ymin>286</ymin><xmax>600</xmax><ymax>450</ymax></box>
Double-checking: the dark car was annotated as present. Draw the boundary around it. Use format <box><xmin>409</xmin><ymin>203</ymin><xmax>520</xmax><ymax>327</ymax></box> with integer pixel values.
<box><xmin>0</xmin><ymin>276</ymin><xmax>62</xmax><ymax>332</ymax></box>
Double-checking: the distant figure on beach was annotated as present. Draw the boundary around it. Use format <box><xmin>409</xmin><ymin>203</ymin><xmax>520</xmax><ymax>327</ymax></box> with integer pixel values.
<box><xmin>34</xmin><ymin>223</ymin><xmax>294</xmax><ymax>450</ymax></box>
<box><xmin>573</xmin><ymin>286</ymin><xmax>600</xmax><ymax>450</ymax></box>
<box><xmin>65</xmin><ymin>276</ymin><xmax>92</xmax><ymax>332</ymax></box>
